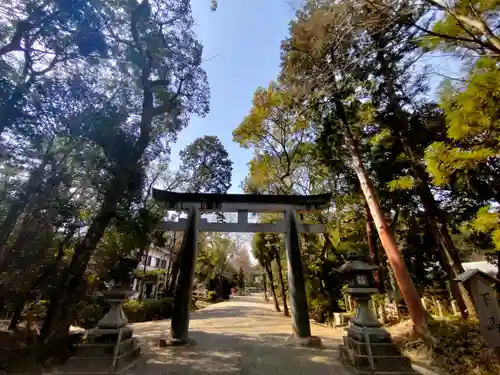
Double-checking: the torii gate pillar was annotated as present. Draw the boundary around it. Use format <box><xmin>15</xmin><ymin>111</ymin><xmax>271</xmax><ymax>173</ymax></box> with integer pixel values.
<box><xmin>285</xmin><ymin>209</ymin><xmax>311</xmax><ymax>339</ymax></box>
<box><xmin>169</xmin><ymin>206</ymin><xmax>199</xmax><ymax>344</ymax></box>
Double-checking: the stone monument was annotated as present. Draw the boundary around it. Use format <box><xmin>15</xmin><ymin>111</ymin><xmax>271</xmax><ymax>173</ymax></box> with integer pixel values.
<box><xmin>338</xmin><ymin>252</ymin><xmax>417</xmax><ymax>374</ymax></box>
<box><xmin>456</xmin><ymin>269</ymin><xmax>500</xmax><ymax>357</ymax></box>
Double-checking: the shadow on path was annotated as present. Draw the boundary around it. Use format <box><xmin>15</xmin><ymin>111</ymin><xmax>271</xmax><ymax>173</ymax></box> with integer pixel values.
<box><xmin>138</xmin><ymin>330</ymin><xmax>346</xmax><ymax>375</ymax></box>
<box><xmin>131</xmin><ymin>295</ymin><xmax>348</xmax><ymax>374</ymax></box>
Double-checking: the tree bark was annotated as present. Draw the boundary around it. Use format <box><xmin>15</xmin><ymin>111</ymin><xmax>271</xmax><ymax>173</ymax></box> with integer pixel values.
<box><xmin>262</xmin><ymin>272</ymin><xmax>269</xmax><ymax>301</ymax></box>
<box><xmin>274</xmin><ymin>253</ymin><xmax>289</xmax><ymax>317</ymax></box>
<box><xmin>7</xmin><ymin>227</ymin><xmax>73</xmax><ymax>330</ymax></box>
<box><xmin>0</xmin><ymin>149</ymin><xmax>52</xmax><ymax>270</ymax></box>
<box><xmin>167</xmin><ymin>255</ymin><xmax>181</xmax><ymax>296</ymax></box>
<box><xmin>399</xmin><ymin>132</ymin><xmax>475</xmax><ymax>318</ymax></box>
<box><xmin>38</xmin><ymin>188</ymin><xmax>120</xmax><ymax>347</ymax></box>
<box><xmin>373</xmin><ymin>41</ymin><xmax>476</xmax><ymax>318</ymax></box>
<box><xmin>333</xmin><ymin>102</ymin><xmax>428</xmax><ymax>334</ymax></box>
<box><xmin>497</xmin><ymin>251</ymin><xmax>500</xmax><ymax>281</ymax></box>
<box><xmin>264</xmin><ymin>263</ymin><xmax>281</xmax><ymax>312</ymax></box>
<box><xmin>139</xmin><ymin>244</ymin><xmax>150</xmax><ymax>302</ymax></box>
<box><xmin>364</xmin><ymin>202</ymin><xmax>383</xmax><ymax>292</ymax></box>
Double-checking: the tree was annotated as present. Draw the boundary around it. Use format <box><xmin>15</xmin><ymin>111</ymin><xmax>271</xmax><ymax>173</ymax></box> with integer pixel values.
<box><xmin>237</xmin><ymin>266</ymin><xmax>245</xmax><ymax>290</ymax></box>
<box><xmin>252</xmin><ymin>232</ymin><xmax>281</xmax><ymax>312</ymax></box>
<box><xmin>277</xmin><ymin>0</ymin><xmax>428</xmax><ymax>333</ymax></box>
<box><xmin>178</xmin><ymin>135</ymin><xmax>233</xmax><ymax>194</ymax></box>
<box><xmin>36</xmin><ymin>0</ymin><xmax>210</xmax><ymax>347</ymax></box>
<box><xmin>426</xmin><ymin>57</ymin><xmax>500</xmax><ymax>276</ymax></box>
<box><xmin>233</xmin><ymin>83</ymin><xmax>312</xmax><ymax>195</ymax></box>
<box><xmin>264</xmin><ymin>232</ymin><xmax>289</xmax><ymax>317</ymax></box>
<box><xmin>353</xmin><ymin>1</ymin><xmax>476</xmax><ymax>318</ymax></box>
<box><xmin>0</xmin><ymin>0</ymin><xmax>108</xmax><ymax>136</ymax></box>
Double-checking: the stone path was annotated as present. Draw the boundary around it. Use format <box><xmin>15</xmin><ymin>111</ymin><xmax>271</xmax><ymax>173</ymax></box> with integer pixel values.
<box><xmin>131</xmin><ymin>294</ymin><xmax>349</xmax><ymax>375</ymax></box>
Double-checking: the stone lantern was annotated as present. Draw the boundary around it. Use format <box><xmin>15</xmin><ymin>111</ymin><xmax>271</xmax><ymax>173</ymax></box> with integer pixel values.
<box><xmin>57</xmin><ymin>278</ymin><xmax>141</xmax><ymax>375</ymax></box>
<box><xmin>338</xmin><ymin>252</ymin><xmax>417</xmax><ymax>374</ymax></box>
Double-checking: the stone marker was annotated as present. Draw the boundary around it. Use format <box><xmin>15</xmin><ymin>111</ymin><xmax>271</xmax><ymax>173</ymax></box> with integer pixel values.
<box><xmin>456</xmin><ymin>269</ymin><xmax>500</xmax><ymax>357</ymax></box>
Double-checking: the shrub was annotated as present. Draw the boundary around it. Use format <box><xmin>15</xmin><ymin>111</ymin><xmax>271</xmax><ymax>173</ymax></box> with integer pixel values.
<box><xmin>207</xmin><ymin>291</ymin><xmax>217</xmax><ymax>302</ymax></box>
<box><xmin>123</xmin><ymin>298</ymin><xmax>173</xmax><ymax>323</ymax></box>
<box><xmin>309</xmin><ymin>298</ymin><xmax>328</xmax><ymax>323</ymax></box>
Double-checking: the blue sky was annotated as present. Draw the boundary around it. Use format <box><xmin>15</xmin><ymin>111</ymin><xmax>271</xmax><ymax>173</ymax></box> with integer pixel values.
<box><xmin>169</xmin><ymin>0</ymin><xmax>299</xmax><ymax>193</ymax></box>
<box><xmin>168</xmin><ymin>0</ymin><xmax>463</xmax><ymax>195</ymax></box>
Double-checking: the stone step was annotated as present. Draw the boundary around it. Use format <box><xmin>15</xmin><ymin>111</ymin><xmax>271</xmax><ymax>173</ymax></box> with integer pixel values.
<box><xmin>345</xmin><ymin>337</ymin><xmax>402</xmax><ymax>356</ymax></box>
<box><xmin>74</xmin><ymin>338</ymin><xmax>137</xmax><ymax>358</ymax></box>
<box><xmin>59</xmin><ymin>342</ymin><xmax>140</xmax><ymax>375</ymax></box>
<box><xmin>342</xmin><ymin>362</ymin><xmax>418</xmax><ymax>375</ymax></box>
<box><xmin>348</xmin><ymin>329</ymin><xmax>392</xmax><ymax>344</ymax></box>
<box><xmin>350</xmin><ymin>353</ymin><xmax>413</xmax><ymax>372</ymax></box>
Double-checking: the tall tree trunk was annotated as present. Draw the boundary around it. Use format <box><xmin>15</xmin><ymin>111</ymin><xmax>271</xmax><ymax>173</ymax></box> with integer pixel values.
<box><xmin>139</xmin><ymin>244</ymin><xmax>150</xmax><ymax>302</ymax></box>
<box><xmin>399</xmin><ymin>134</ymin><xmax>475</xmax><ymax>318</ymax></box>
<box><xmin>274</xmin><ymin>253</ymin><xmax>289</xmax><ymax>317</ymax></box>
<box><xmin>497</xmin><ymin>251</ymin><xmax>500</xmax><ymax>281</ymax></box>
<box><xmin>164</xmin><ymin>252</ymin><xmax>173</xmax><ymax>294</ymax></box>
<box><xmin>264</xmin><ymin>263</ymin><xmax>280</xmax><ymax>312</ymax></box>
<box><xmin>7</xmin><ymin>228</ymin><xmax>73</xmax><ymax>330</ymax></box>
<box><xmin>0</xmin><ymin>149</ymin><xmax>52</xmax><ymax>269</ymax></box>
<box><xmin>262</xmin><ymin>271</ymin><xmax>269</xmax><ymax>301</ymax></box>
<box><xmin>374</xmin><ymin>43</ymin><xmax>476</xmax><ymax>319</ymax></box>
<box><xmin>364</xmin><ymin>202</ymin><xmax>383</xmax><ymax>292</ymax></box>
<box><xmin>167</xmin><ymin>255</ymin><xmax>181</xmax><ymax>296</ymax></box>
<box><xmin>38</xmin><ymin>189</ymin><xmax>120</xmax><ymax>347</ymax></box>
<box><xmin>8</xmin><ymin>300</ymin><xmax>23</xmax><ymax>330</ymax></box>
<box><xmin>333</xmin><ymin>103</ymin><xmax>428</xmax><ymax>334</ymax></box>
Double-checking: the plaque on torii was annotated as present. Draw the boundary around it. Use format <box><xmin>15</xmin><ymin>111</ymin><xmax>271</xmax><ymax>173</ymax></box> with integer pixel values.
<box><xmin>152</xmin><ymin>189</ymin><xmax>331</xmax><ymax>348</ymax></box>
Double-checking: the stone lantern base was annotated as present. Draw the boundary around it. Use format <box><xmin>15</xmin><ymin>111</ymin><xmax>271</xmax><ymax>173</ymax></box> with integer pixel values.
<box><xmin>55</xmin><ymin>290</ymin><xmax>141</xmax><ymax>375</ymax></box>
<box><xmin>340</xmin><ymin>323</ymin><xmax>417</xmax><ymax>374</ymax></box>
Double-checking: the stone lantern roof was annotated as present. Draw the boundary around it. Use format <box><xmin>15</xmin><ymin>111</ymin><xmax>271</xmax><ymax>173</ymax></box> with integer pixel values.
<box><xmin>337</xmin><ymin>259</ymin><xmax>378</xmax><ymax>274</ymax></box>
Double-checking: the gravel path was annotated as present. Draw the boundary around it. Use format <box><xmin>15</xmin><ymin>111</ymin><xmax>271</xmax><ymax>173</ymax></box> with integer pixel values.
<box><xmin>131</xmin><ymin>294</ymin><xmax>349</xmax><ymax>375</ymax></box>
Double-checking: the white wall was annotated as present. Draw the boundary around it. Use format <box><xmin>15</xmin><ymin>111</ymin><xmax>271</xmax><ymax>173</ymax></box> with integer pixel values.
<box><xmin>138</xmin><ymin>246</ymin><xmax>174</xmax><ymax>273</ymax></box>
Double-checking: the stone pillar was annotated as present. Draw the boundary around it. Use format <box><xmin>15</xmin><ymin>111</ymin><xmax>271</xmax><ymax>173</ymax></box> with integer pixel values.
<box><xmin>169</xmin><ymin>206</ymin><xmax>199</xmax><ymax>345</ymax></box>
<box><xmin>284</xmin><ymin>209</ymin><xmax>320</xmax><ymax>347</ymax></box>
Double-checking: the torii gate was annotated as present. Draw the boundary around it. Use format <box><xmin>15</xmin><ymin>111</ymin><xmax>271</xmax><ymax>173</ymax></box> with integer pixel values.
<box><xmin>153</xmin><ymin>189</ymin><xmax>331</xmax><ymax>346</ymax></box>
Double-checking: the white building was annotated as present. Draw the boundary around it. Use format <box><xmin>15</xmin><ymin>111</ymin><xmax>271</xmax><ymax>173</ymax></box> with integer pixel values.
<box><xmin>131</xmin><ymin>246</ymin><xmax>176</xmax><ymax>298</ymax></box>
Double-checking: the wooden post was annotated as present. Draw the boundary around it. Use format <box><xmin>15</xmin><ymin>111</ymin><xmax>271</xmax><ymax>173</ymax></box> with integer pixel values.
<box><xmin>451</xmin><ymin>300</ymin><xmax>459</xmax><ymax>316</ymax></box>
<box><xmin>421</xmin><ymin>297</ymin><xmax>427</xmax><ymax>311</ymax></box>
<box><xmin>436</xmin><ymin>300</ymin><xmax>444</xmax><ymax>318</ymax></box>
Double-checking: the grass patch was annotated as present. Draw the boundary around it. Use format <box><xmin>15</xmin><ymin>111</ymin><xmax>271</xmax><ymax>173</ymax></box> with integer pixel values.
<box><xmin>392</xmin><ymin>318</ymin><xmax>500</xmax><ymax>375</ymax></box>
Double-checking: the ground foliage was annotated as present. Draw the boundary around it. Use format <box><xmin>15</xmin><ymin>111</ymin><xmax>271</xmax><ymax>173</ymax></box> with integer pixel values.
<box><xmin>393</xmin><ymin>319</ymin><xmax>500</xmax><ymax>375</ymax></box>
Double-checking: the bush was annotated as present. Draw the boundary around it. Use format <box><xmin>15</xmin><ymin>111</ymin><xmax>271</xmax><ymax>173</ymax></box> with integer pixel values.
<box><xmin>207</xmin><ymin>291</ymin><xmax>217</xmax><ymax>302</ymax></box>
<box><xmin>123</xmin><ymin>298</ymin><xmax>173</xmax><ymax>323</ymax></box>
<box><xmin>75</xmin><ymin>294</ymin><xmax>108</xmax><ymax>329</ymax></box>
<box><xmin>309</xmin><ymin>298</ymin><xmax>328</xmax><ymax>323</ymax></box>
